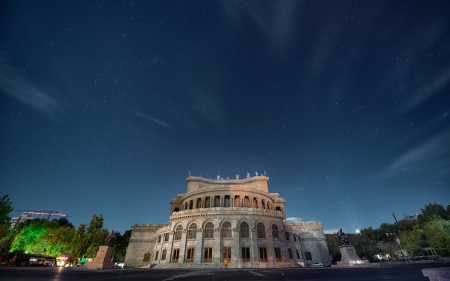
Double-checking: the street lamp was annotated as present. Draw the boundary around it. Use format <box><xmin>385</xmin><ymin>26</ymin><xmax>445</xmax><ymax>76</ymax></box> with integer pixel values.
<box><xmin>388</xmin><ymin>233</ymin><xmax>409</xmax><ymax>263</ymax></box>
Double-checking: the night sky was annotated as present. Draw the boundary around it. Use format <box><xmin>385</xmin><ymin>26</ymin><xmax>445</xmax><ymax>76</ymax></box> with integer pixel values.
<box><xmin>1</xmin><ymin>1</ymin><xmax>449</xmax><ymax>235</ymax></box>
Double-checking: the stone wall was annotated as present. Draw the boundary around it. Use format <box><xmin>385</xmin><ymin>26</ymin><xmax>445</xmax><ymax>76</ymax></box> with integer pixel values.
<box><xmin>289</xmin><ymin>222</ymin><xmax>331</xmax><ymax>266</ymax></box>
<box><xmin>124</xmin><ymin>224</ymin><xmax>165</xmax><ymax>267</ymax></box>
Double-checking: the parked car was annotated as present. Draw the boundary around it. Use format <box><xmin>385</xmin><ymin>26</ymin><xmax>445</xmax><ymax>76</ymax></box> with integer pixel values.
<box><xmin>310</xmin><ymin>262</ymin><xmax>324</xmax><ymax>267</ymax></box>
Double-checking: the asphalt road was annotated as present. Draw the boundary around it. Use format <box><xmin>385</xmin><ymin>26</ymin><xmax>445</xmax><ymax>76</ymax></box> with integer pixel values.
<box><xmin>1</xmin><ymin>263</ymin><xmax>448</xmax><ymax>281</ymax></box>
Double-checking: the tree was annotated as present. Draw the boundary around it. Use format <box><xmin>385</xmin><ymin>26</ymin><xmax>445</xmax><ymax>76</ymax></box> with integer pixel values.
<box><xmin>349</xmin><ymin>232</ymin><xmax>378</xmax><ymax>261</ymax></box>
<box><xmin>325</xmin><ymin>234</ymin><xmax>341</xmax><ymax>262</ymax></box>
<box><xmin>417</xmin><ymin>203</ymin><xmax>448</xmax><ymax>227</ymax></box>
<box><xmin>113</xmin><ymin>230</ymin><xmax>132</xmax><ymax>262</ymax></box>
<box><xmin>423</xmin><ymin>219</ymin><xmax>450</xmax><ymax>256</ymax></box>
<box><xmin>84</xmin><ymin>214</ymin><xmax>109</xmax><ymax>258</ymax></box>
<box><xmin>0</xmin><ymin>195</ymin><xmax>13</xmax><ymax>225</ymax></box>
<box><xmin>399</xmin><ymin>225</ymin><xmax>425</xmax><ymax>256</ymax></box>
<box><xmin>10</xmin><ymin>218</ymin><xmax>57</xmax><ymax>254</ymax></box>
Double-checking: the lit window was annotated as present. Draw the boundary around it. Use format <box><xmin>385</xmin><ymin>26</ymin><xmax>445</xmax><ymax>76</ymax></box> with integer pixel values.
<box><xmin>204</xmin><ymin>247</ymin><xmax>213</xmax><ymax>262</ymax></box>
<box><xmin>242</xmin><ymin>247</ymin><xmax>250</xmax><ymax>262</ymax></box>
<box><xmin>259</xmin><ymin>247</ymin><xmax>268</xmax><ymax>262</ymax></box>
<box><xmin>172</xmin><ymin>249</ymin><xmax>179</xmax><ymax>263</ymax></box>
<box><xmin>275</xmin><ymin>247</ymin><xmax>282</xmax><ymax>262</ymax></box>
<box><xmin>186</xmin><ymin>248</ymin><xmax>195</xmax><ymax>263</ymax></box>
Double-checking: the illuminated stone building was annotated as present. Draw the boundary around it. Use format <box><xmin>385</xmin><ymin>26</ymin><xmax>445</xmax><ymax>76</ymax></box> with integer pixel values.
<box><xmin>124</xmin><ymin>175</ymin><xmax>330</xmax><ymax>268</ymax></box>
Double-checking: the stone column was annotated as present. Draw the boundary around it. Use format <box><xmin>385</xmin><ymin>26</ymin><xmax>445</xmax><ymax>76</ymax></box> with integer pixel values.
<box><xmin>231</xmin><ymin>227</ymin><xmax>240</xmax><ymax>267</ymax></box>
<box><xmin>194</xmin><ymin>227</ymin><xmax>203</xmax><ymax>264</ymax></box>
<box><xmin>178</xmin><ymin>230</ymin><xmax>187</xmax><ymax>264</ymax></box>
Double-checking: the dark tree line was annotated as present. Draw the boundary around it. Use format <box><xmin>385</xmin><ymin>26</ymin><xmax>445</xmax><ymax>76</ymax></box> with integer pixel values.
<box><xmin>326</xmin><ymin>202</ymin><xmax>450</xmax><ymax>262</ymax></box>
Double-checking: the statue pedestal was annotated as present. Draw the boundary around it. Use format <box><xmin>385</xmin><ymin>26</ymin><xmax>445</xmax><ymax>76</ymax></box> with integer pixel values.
<box><xmin>337</xmin><ymin>245</ymin><xmax>368</xmax><ymax>267</ymax></box>
<box><xmin>85</xmin><ymin>246</ymin><xmax>118</xmax><ymax>270</ymax></box>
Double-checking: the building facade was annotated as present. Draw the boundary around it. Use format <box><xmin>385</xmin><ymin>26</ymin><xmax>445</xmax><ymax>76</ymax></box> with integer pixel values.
<box><xmin>124</xmin><ymin>175</ymin><xmax>330</xmax><ymax>268</ymax></box>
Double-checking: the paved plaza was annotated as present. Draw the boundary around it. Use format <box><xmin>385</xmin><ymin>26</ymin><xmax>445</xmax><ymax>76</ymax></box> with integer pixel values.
<box><xmin>1</xmin><ymin>263</ymin><xmax>449</xmax><ymax>281</ymax></box>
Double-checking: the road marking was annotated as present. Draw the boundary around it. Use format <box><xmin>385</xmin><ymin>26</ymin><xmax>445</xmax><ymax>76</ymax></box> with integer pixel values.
<box><xmin>249</xmin><ymin>270</ymin><xmax>274</xmax><ymax>279</ymax></box>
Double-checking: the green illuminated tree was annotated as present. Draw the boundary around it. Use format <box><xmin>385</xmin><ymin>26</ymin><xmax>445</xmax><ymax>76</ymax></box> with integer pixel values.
<box><xmin>83</xmin><ymin>214</ymin><xmax>109</xmax><ymax>258</ymax></box>
<box><xmin>10</xmin><ymin>218</ymin><xmax>53</xmax><ymax>254</ymax></box>
<box><xmin>423</xmin><ymin>219</ymin><xmax>450</xmax><ymax>256</ymax></box>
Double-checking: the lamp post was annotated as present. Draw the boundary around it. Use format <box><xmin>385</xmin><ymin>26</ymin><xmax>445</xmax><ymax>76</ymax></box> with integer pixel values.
<box><xmin>389</xmin><ymin>233</ymin><xmax>409</xmax><ymax>263</ymax></box>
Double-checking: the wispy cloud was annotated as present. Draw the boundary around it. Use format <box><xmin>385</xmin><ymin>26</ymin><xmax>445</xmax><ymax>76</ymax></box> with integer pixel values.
<box><xmin>286</xmin><ymin>217</ymin><xmax>303</xmax><ymax>222</ymax></box>
<box><xmin>382</xmin><ymin>129</ymin><xmax>450</xmax><ymax>178</ymax></box>
<box><xmin>131</xmin><ymin>110</ymin><xmax>172</xmax><ymax>128</ymax></box>
<box><xmin>0</xmin><ymin>65</ymin><xmax>62</xmax><ymax>120</ymax></box>
<box><xmin>324</xmin><ymin>228</ymin><xmax>340</xmax><ymax>234</ymax></box>
<box><xmin>220</xmin><ymin>1</ymin><xmax>297</xmax><ymax>52</ymax></box>
<box><xmin>403</xmin><ymin>68</ymin><xmax>450</xmax><ymax>112</ymax></box>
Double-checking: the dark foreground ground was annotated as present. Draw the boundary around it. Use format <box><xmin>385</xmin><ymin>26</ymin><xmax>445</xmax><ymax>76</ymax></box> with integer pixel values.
<box><xmin>1</xmin><ymin>263</ymin><xmax>449</xmax><ymax>281</ymax></box>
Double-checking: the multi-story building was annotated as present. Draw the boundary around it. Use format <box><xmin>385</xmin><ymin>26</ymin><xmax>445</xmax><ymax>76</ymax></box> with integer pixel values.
<box><xmin>124</xmin><ymin>175</ymin><xmax>330</xmax><ymax>268</ymax></box>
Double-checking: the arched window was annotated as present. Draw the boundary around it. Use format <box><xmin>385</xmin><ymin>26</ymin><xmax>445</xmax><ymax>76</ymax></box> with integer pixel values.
<box><xmin>204</xmin><ymin>222</ymin><xmax>214</xmax><ymax>238</ymax></box>
<box><xmin>174</xmin><ymin>225</ymin><xmax>182</xmax><ymax>240</ymax></box>
<box><xmin>188</xmin><ymin>223</ymin><xmax>197</xmax><ymax>239</ymax></box>
<box><xmin>272</xmin><ymin>224</ymin><xmax>279</xmax><ymax>239</ymax></box>
<box><xmin>222</xmin><ymin>222</ymin><xmax>232</xmax><ymax>238</ymax></box>
<box><xmin>240</xmin><ymin>222</ymin><xmax>249</xmax><ymax>238</ymax></box>
<box><xmin>257</xmin><ymin>222</ymin><xmax>266</xmax><ymax>238</ymax></box>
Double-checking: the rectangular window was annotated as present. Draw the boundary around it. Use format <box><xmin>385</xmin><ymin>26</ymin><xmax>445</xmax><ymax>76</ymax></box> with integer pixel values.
<box><xmin>288</xmin><ymin>248</ymin><xmax>293</xmax><ymax>259</ymax></box>
<box><xmin>196</xmin><ymin>198</ymin><xmax>202</xmax><ymax>208</ymax></box>
<box><xmin>296</xmin><ymin>249</ymin><xmax>300</xmax><ymax>259</ymax></box>
<box><xmin>164</xmin><ymin>233</ymin><xmax>169</xmax><ymax>242</ymax></box>
<box><xmin>242</xmin><ymin>247</ymin><xmax>250</xmax><ymax>262</ymax></box>
<box><xmin>285</xmin><ymin>231</ymin><xmax>290</xmax><ymax>240</ymax></box>
<box><xmin>143</xmin><ymin>253</ymin><xmax>150</xmax><ymax>262</ymax></box>
<box><xmin>172</xmin><ymin>249</ymin><xmax>179</xmax><ymax>263</ymax></box>
<box><xmin>224</xmin><ymin>195</ymin><xmax>230</xmax><ymax>207</ymax></box>
<box><xmin>305</xmin><ymin>251</ymin><xmax>312</xmax><ymax>260</ymax></box>
<box><xmin>155</xmin><ymin>251</ymin><xmax>159</xmax><ymax>261</ymax></box>
<box><xmin>293</xmin><ymin>234</ymin><xmax>297</xmax><ymax>241</ymax></box>
<box><xmin>162</xmin><ymin>249</ymin><xmax>167</xmax><ymax>260</ymax></box>
<box><xmin>222</xmin><ymin>247</ymin><xmax>231</xmax><ymax>263</ymax></box>
<box><xmin>259</xmin><ymin>247</ymin><xmax>268</xmax><ymax>262</ymax></box>
<box><xmin>157</xmin><ymin>235</ymin><xmax>161</xmax><ymax>243</ymax></box>
<box><xmin>275</xmin><ymin>247</ymin><xmax>282</xmax><ymax>262</ymax></box>
<box><xmin>204</xmin><ymin>247</ymin><xmax>213</xmax><ymax>263</ymax></box>
<box><xmin>214</xmin><ymin>196</ymin><xmax>220</xmax><ymax>207</ymax></box>
<box><xmin>186</xmin><ymin>248</ymin><xmax>195</xmax><ymax>263</ymax></box>
<box><xmin>205</xmin><ymin>197</ymin><xmax>210</xmax><ymax>208</ymax></box>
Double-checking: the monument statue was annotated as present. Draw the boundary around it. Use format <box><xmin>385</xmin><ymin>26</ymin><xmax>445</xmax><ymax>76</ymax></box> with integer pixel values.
<box><xmin>86</xmin><ymin>230</ymin><xmax>118</xmax><ymax>269</ymax></box>
<box><xmin>105</xmin><ymin>230</ymin><xmax>115</xmax><ymax>247</ymax></box>
<box><xmin>337</xmin><ymin>228</ymin><xmax>351</xmax><ymax>245</ymax></box>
